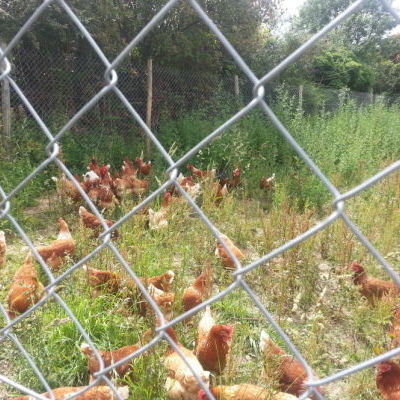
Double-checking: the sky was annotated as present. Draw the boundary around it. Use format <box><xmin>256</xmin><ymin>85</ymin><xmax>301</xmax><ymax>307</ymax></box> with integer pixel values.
<box><xmin>281</xmin><ymin>0</ymin><xmax>306</xmax><ymax>17</ymax></box>
<box><xmin>282</xmin><ymin>0</ymin><xmax>400</xmax><ymax>16</ymax></box>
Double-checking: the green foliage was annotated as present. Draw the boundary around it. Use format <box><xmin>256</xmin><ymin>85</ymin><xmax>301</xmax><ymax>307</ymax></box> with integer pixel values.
<box><xmin>297</xmin><ymin>0</ymin><xmax>396</xmax><ymax>52</ymax></box>
<box><xmin>3</xmin><ymin>151</ymin><xmax>400</xmax><ymax>399</ymax></box>
<box><xmin>2</xmin><ymin>91</ymin><xmax>400</xmax><ymax>233</ymax></box>
<box><xmin>313</xmin><ymin>49</ymin><xmax>374</xmax><ymax>91</ymax></box>
<box><xmin>0</xmin><ymin>121</ymin><xmax>57</xmax><ymax>229</ymax></box>
<box><xmin>375</xmin><ymin>59</ymin><xmax>400</xmax><ymax>96</ymax></box>
<box><xmin>157</xmin><ymin>92</ymin><xmax>400</xmax><ymax>210</ymax></box>
<box><xmin>0</xmin><ymin>0</ymin><xmax>278</xmax><ymax>73</ymax></box>
<box><xmin>289</xmin><ymin>0</ymin><xmax>399</xmax><ymax>95</ymax></box>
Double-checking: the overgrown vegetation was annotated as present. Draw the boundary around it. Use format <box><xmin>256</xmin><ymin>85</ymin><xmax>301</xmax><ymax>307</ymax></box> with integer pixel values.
<box><xmin>1</xmin><ymin>95</ymin><xmax>400</xmax><ymax>399</ymax></box>
<box><xmin>2</xmin><ymin>96</ymin><xmax>399</xmax><ymax>228</ymax></box>
<box><xmin>0</xmin><ymin>0</ymin><xmax>399</xmax><ymax>397</ymax></box>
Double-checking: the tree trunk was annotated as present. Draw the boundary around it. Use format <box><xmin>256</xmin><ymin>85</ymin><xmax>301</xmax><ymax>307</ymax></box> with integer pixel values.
<box><xmin>145</xmin><ymin>57</ymin><xmax>153</xmax><ymax>158</ymax></box>
<box><xmin>1</xmin><ymin>41</ymin><xmax>11</xmax><ymax>158</ymax></box>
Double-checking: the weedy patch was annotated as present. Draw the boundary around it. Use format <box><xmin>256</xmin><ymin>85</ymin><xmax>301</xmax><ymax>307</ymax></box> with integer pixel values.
<box><xmin>0</xmin><ymin>168</ymin><xmax>399</xmax><ymax>399</ymax></box>
<box><xmin>1</xmin><ymin>103</ymin><xmax>400</xmax><ymax>399</ymax></box>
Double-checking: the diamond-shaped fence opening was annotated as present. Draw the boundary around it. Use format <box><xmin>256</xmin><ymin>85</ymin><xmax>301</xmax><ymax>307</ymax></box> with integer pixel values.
<box><xmin>10</xmin><ymin>48</ymin><xmax>245</xmax><ymax>137</ymax></box>
<box><xmin>1</xmin><ymin>0</ymin><xmax>400</xmax><ymax>399</ymax></box>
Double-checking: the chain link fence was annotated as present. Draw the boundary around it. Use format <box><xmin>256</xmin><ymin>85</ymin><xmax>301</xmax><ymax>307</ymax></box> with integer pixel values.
<box><xmin>0</xmin><ymin>0</ymin><xmax>400</xmax><ymax>399</ymax></box>
<box><xmin>10</xmin><ymin>46</ymin><xmax>242</xmax><ymax>133</ymax></box>
<box><xmin>8</xmin><ymin>44</ymin><xmax>395</xmax><ymax>146</ymax></box>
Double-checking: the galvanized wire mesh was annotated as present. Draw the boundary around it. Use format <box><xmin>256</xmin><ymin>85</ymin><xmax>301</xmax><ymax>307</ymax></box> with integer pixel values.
<box><xmin>10</xmin><ymin>47</ymin><xmax>394</xmax><ymax>143</ymax></box>
<box><xmin>10</xmin><ymin>46</ymin><xmax>241</xmax><ymax>135</ymax></box>
<box><xmin>0</xmin><ymin>0</ymin><xmax>400</xmax><ymax>399</ymax></box>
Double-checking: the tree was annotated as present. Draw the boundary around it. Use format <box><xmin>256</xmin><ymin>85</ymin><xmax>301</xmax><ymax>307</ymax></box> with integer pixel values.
<box><xmin>0</xmin><ymin>0</ymin><xmax>278</xmax><ymax>67</ymax></box>
<box><xmin>373</xmin><ymin>34</ymin><xmax>400</xmax><ymax>95</ymax></box>
<box><xmin>291</xmin><ymin>0</ymin><xmax>399</xmax><ymax>94</ymax></box>
<box><xmin>313</xmin><ymin>48</ymin><xmax>374</xmax><ymax>91</ymax></box>
<box><xmin>297</xmin><ymin>0</ymin><xmax>397</xmax><ymax>56</ymax></box>
<box><xmin>0</xmin><ymin>0</ymin><xmax>280</xmax><ymax>133</ymax></box>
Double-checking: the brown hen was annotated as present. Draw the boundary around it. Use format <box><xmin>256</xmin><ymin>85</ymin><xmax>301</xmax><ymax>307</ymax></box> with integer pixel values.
<box><xmin>390</xmin><ymin>306</ymin><xmax>400</xmax><ymax>348</ymax></box>
<box><xmin>220</xmin><ymin>167</ymin><xmax>241</xmax><ymax>189</ymax></box>
<box><xmin>84</xmin><ymin>266</ymin><xmax>174</xmax><ymax>295</ymax></box>
<box><xmin>52</xmin><ymin>173</ymin><xmax>82</xmax><ymax>202</ymax></box>
<box><xmin>351</xmin><ymin>261</ymin><xmax>399</xmax><ymax>304</ymax></box>
<box><xmin>80</xmin><ymin>330</ymin><xmax>152</xmax><ymax>381</ymax></box>
<box><xmin>187</xmin><ymin>164</ymin><xmax>215</xmax><ymax>180</ymax></box>
<box><xmin>260</xmin><ymin>173</ymin><xmax>276</xmax><ymax>190</ymax></box>
<box><xmin>121</xmin><ymin>158</ymin><xmax>137</xmax><ymax>177</ymax></box>
<box><xmin>87</xmin><ymin>157</ymin><xmax>102</xmax><ymax>175</ymax></box>
<box><xmin>144</xmin><ymin>270</ymin><xmax>175</xmax><ymax>292</ymax></box>
<box><xmin>114</xmin><ymin>175</ymin><xmax>149</xmax><ymax>197</ymax></box>
<box><xmin>36</xmin><ymin>218</ymin><xmax>75</xmax><ymax>270</ymax></box>
<box><xmin>182</xmin><ymin>268</ymin><xmax>213</xmax><ymax>312</ymax></box>
<box><xmin>377</xmin><ymin>360</ymin><xmax>400</xmax><ymax>400</ymax></box>
<box><xmin>195</xmin><ymin>306</ymin><xmax>234</xmax><ymax>374</ymax></box>
<box><xmin>197</xmin><ymin>385</ymin><xmax>298</xmax><ymax>400</ymax></box>
<box><xmin>9</xmin><ymin>385</ymin><xmax>129</xmax><ymax>400</ymax></box>
<box><xmin>7</xmin><ymin>255</ymin><xmax>44</xmax><ymax>319</ymax></box>
<box><xmin>259</xmin><ymin>331</ymin><xmax>323</xmax><ymax>400</ymax></box>
<box><xmin>215</xmin><ymin>234</ymin><xmax>244</xmax><ymax>270</ymax></box>
<box><xmin>135</xmin><ymin>156</ymin><xmax>152</xmax><ymax>175</ymax></box>
<box><xmin>83</xmin><ymin>265</ymin><xmax>121</xmax><ymax>294</ymax></box>
<box><xmin>0</xmin><ymin>230</ymin><xmax>6</xmax><ymax>267</ymax></box>
<box><xmin>79</xmin><ymin>206</ymin><xmax>118</xmax><ymax>238</ymax></box>
<box><xmin>144</xmin><ymin>284</ymin><xmax>175</xmax><ymax>320</ymax></box>
<box><xmin>113</xmin><ymin>158</ymin><xmax>141</xmax><ymax>197</ymax></box>
<box><xmin>164</xmin><ymin>327</ymin><xmax>210</xmax><ymax>400</ymax></box>
<box><xmin>212</xmin><ymin>182</ymin><xmax>228</xmax><ymax>206</ymax></box>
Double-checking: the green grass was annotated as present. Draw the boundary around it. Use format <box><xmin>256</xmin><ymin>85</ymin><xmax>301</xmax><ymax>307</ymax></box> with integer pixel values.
<box><xmin>1</xmin><ymin>168</ymin><xmax>400</xmax><ymax>399</ymax></box>
<box><xmin>1</xmin><ymin>100</ymin><xmax>400</xmax><ymax>399</ymax></box>
<box><xmin>3</xmin><ymin>99</ymin><xmax>400</xmax><ymax>232</ymax></box>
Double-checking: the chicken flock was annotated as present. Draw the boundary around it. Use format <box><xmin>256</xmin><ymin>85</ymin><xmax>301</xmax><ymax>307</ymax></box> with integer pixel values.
<box><xmin>1</xmin><ymin>157</ymin><xmax>399</xmax><ymax>400</ymax></box>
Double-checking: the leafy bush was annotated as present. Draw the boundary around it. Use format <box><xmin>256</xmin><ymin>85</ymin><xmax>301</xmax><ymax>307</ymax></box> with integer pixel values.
<box><xmin>313</xmin><ymin>49</ymin><xmax>374</xmax><ymax>92</ymax></box>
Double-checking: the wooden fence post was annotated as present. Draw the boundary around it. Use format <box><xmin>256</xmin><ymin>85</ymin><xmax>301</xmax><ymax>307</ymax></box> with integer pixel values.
<box><xmin>234</xmin><ymin>74</ymin><xmax>239</xmax><ymax>98</ymax></box>
<box><xmin>298</xmin><ymin>84</ymin><xmax>303</xmax><ymax>111</ymax></box>
<box><xmin>368</xmin><ymin>88</ymin><xmax>374</xmax><ymax>105</ymax></box>
<box><xmin>1</xmin><ymin>40</ymin><xmax>11</xmax><ymax>158</ymax></box>
<box><xmin>145</xmin><ymin>57</ymin><xmax>153</xmax><ymax>158</ymax></box>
